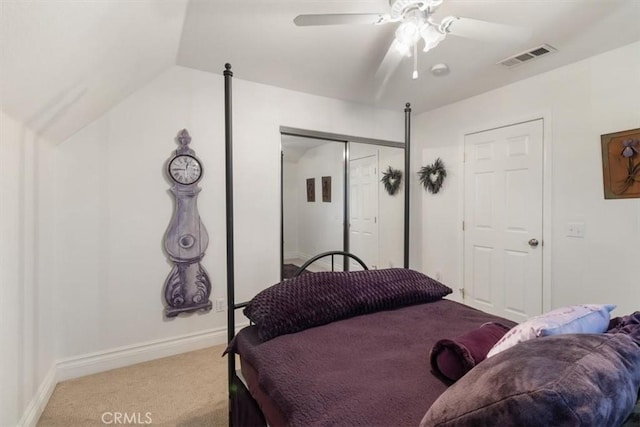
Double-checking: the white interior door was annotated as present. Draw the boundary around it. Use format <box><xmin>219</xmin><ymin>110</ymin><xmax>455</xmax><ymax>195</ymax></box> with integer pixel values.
<box><xmin>350</xmin><ymin>154</ymin><xmax>379</xmax><ymax>270</ymax></box>
<box><xmin>463</xmin><ymin>119</ymin><xmax>543</xmax><ymax>322</ymax></box>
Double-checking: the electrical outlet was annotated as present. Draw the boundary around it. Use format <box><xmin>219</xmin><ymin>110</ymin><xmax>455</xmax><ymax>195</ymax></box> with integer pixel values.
<box><xmin>567</xmin><ymin>222</ymin><xmax>586</xmax><ymax>238</ymax></box>
<box><xmin>216</xmin><ymin>298</ymin><xmax>225</xmax><ymax>312</ymax></box>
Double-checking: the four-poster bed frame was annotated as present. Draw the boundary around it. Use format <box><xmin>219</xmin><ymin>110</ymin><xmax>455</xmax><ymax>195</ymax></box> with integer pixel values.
<box><xmin>223</xmin><ymin>63</ymin><xmax>412</xmax><ymax>425</ymax></box>
<box><xmin>220</xmin><ymin>63</ymin><xmax>640</xmax><ymax>427</ymax></box>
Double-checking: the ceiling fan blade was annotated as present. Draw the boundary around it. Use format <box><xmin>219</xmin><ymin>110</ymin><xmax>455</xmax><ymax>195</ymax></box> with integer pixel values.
<box><xmin>294</xmin><ymin>13</ymin><xmax>387</xmax><ymax>27</ymax></box>
<box><xmin>374</xmin><ymin>39</ymin><xmax>405</xmax><ymax>100</ymax></box>
<box><xmin>445</xmin><ymin>17</ymin><xmax>531</xmax><ymax>44</ymax></box>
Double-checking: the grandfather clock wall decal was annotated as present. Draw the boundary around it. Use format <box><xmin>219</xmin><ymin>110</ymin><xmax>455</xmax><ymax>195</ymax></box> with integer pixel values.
<box><xmin>163</xmin><ymin>129</ymin><xmax>212</xmax><ymax>317</ymax></box>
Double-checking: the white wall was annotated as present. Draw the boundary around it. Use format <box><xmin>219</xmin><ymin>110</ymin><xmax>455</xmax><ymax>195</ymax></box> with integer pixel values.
<box><xmin>415</xmin><ymin>41</ymin><xmax>640</xmax><ymax>315</ymax></box>
<box><xmin>296</xmin><ymin>142</ymin><xmax>345</xmax><ymax>264</ymax></box>
<box><xmin>54</xmin><ymin>65</ymin><xmax>403</xmax><ymax>362</ymax></box>
<box><xmin>0</xmin><ymin>111</ymin><xmax>56</xmax><ymax>426</ymax></box>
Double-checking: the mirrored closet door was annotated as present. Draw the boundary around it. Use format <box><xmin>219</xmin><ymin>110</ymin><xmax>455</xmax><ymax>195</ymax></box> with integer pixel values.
<box><xmin>349</xmin><ymin>142</ymin><xmax>404</xmax><ymax>272</ymax></box>
<box><xmin>282</xmin><ymin>135</ymin><xmax>347</xmax><ymax>277</ymax></box>
<box><xmin>280</xmin><ymin>128</ymin><xmax>406</xmax><ymax>280</ymax></box>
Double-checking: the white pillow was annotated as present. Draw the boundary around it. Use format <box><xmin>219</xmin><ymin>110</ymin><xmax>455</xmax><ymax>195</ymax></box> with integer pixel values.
<box><xmin>486</xmin><ymin>304</ymin><xmax>616</xmax><ymax>358</ymax></box>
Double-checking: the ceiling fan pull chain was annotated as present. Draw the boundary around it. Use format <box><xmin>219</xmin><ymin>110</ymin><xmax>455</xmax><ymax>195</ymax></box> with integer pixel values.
<box><xmin>412</xmin><ymin>42</ymin><xmax>419</xmax><ymax>79</ymax></box>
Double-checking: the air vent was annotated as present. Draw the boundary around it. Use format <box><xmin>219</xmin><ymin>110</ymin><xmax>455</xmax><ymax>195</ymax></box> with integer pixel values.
<box><xmin>498</xmin><ymin>44</ymin><xmax>557</xmax><ymax>68</ymax></box>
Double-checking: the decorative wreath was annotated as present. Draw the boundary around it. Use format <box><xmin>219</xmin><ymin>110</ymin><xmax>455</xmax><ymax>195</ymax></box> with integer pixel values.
<box><xmin>418</xmin><ymin>158</ymin><xmax>447</xmax><ymax>194</ymax></box>
<box><xmin>381</xmin><ymin>166</ymin><xmax>403</xmax><ymax>195</ymax></box>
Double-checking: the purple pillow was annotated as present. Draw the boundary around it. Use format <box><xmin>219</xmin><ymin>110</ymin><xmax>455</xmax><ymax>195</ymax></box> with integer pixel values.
<box><xmin>422</xmin><ymin>334</ymin><xmax>640</xmax><ymax>427</ymax></box>
<box><xmin>430</xmin><ymin>322</ymin><xmax>511</xmax><ymax>382</ymax></box>
<box><xmin>244</xmin><ymin>268</ymin><xmax>451</xmax><ymax>342</ymax></box>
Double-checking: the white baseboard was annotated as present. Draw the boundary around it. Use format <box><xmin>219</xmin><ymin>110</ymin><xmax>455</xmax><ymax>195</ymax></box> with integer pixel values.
<box><xmin>18</xmin><ymin>324</ymin><xmax>249</xmax><ymax>425</ymax></box>
<box><xmin>18</xmin><ymin>364</ymin><xmax>57</xmax><ymax>427</ymax></box>
<box><xmin>56</xmin><ymin>323</ymin><xmax>248</xmax><ymax>382</ymax></box>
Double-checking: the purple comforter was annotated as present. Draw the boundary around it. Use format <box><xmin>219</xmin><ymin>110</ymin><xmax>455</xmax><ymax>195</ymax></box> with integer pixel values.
<box><xmin>230</xmin><ymin>299</ymin><xmax>516</xmax><ymax>427</ymax></box>
<box><xmin>609</xmin><ymin>311</ymin><xmax>640</xmax><ymax>345</ymax></box>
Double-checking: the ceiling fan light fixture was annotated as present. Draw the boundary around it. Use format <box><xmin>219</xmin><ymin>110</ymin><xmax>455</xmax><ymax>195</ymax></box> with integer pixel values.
<box><xmin>412</xmin><ymin>43</ymin><xmax>419</xmax><ymax>79</ymax></box>
<box><xmin>420</xmin><ymin>0</ymin><xmax>444</xmax><ymax>14</ymax></box>
<box><xmin>392</xmin><ymin>39</ymin><xmax>412</xmax><ymax>57</ymax></box>
<box><xmin>293</xmin><ymin>0</ymin><xmax>531</xmax><ymax>84</ymax></box>
<box><xmin>394</xmin><ymin>18</ymin><xmax>422</xmax><ymax>56</ymax></box>
<box><xmin>438</xmin><ymin>16</ymin><xmax>458</xmax><ymax>34</ymax></box>
<box><xmin>392</xmin><ymin>0</ymin><xmax>444</xmax><ymax>16</ymax></box>
<box><xmin>395</xmin><ymin>18</ymin><xmax>422</xmax><ymax>46</ymax></box>
<box><xmin>421</xmin><ymin>24</ymin><xmax>445</xmax><ymax>52</ymax></box>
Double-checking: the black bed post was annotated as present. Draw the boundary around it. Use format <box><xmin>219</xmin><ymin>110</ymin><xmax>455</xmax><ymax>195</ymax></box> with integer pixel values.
<box><xmin>280</xmin><ymin>150</ymin><xmax>284</xmax><ymax>281</ymax></box>
<box><xmin>224</xmin><ymin>63</ymin><xmax>236</xmax><ymax>425</ymax></box>
<box><xmin>404</xmin><ymin>103</ymin><xmax>411</xmax><ymax>269</ymax></box>
<box><xmin>343</xmin><ymin>142</ymin><xmax>349</xmax><ymax>271</ymax></box>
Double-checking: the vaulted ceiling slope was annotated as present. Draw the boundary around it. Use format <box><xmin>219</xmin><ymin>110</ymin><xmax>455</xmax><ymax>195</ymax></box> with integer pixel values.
<box><xmin>1</xmin><ymin>0</ymin><xmax>639</xmax><ymax>145</ymax></box>
<box><xmin>0</xmin><ymin>0</ymin><xmax>189</xmax><ymax>144</ymax></box>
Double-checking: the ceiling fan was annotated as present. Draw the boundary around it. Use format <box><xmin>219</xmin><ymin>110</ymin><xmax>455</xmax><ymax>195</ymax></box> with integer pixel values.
<box><xmin>294</xmin><ymin>0</ymin><xmax>530</xmax><ymax>88</ymax></box>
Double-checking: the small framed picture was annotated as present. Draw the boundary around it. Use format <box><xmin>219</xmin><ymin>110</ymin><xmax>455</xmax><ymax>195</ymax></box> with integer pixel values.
<box><xmin>601</xmin><ymin>128</ymin><xmax>640</xmax><ymax>199</ymax></box>
<box><xmin>322</xmin><ymin>176</ymin><xmax>331</xmax><ymax>202</ymax></box>
<box><xmin>306</xmin><ymin>178</ymin><xmax>315</xmax><ymax>202</ymax></box>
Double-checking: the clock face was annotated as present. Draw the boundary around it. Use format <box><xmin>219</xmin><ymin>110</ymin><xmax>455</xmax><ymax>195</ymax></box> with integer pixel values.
<box><xmin>168</xmin><ymin>155</ymin><xmax>202</xmax><ymax>185</ymax></box>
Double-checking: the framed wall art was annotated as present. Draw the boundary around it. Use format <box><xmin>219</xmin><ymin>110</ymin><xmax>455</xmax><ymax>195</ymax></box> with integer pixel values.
<box><xmin>322</xmin><ymin>176</ymin><xmax>331</xmax><ymax>202</ymax></box>
<box><xmin>306</xmin><ymin>178</ymin><xmax>315</xmax><ymax>202</ymax></box>
<box><xmin>601</xmin><ymin>128</ymin><xmax>640</xmax><ymax>199</ymax></box>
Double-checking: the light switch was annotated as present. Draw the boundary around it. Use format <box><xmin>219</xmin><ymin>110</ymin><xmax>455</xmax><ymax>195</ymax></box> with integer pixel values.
<box><xmin>567</xmin><ymin>222</ymin><xmax>586</xmax><ymax>238</ymax></box>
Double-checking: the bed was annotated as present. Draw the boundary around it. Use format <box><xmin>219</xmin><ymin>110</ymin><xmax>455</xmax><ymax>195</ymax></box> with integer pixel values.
<box><xmin>229</xmin><ymin>296</ymin><xmax>516</xmax><ymax>426</ymax></box>
<box><xmin>220</xmin><ymin>65</ymin><xmax>640</xmax><ymax>427</ymax></box>
<box><xmin>225</xmin><ymin>264</ymin><xmax>640</xmax><ymax>427</ymax></box>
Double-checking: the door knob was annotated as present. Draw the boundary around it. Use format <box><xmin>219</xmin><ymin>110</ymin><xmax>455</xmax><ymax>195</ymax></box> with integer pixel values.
<box><xmin>528</xmin><ymin>238</ymin><xmax>539</xmax><ymax>247</ymax></box>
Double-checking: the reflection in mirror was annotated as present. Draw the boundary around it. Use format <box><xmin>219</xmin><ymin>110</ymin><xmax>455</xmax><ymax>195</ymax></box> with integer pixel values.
<box><xmin>282</xmin><ymin>136</ymin><xmax>346</xmax><ymax>278</ymax></box>
<box><xmin>349</xmin><ymin>142</ymin><xmax>404</xmax><ymax>271</ymax></box>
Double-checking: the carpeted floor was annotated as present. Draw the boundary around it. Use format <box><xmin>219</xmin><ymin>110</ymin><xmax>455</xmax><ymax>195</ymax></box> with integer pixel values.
<box><xmin>37</xmin><ymin>344</ymin><xmax>228</xmax><ymax>426</ymax></box>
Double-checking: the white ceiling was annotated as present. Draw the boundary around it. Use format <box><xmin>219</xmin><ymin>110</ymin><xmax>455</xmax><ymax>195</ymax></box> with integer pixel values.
<box><xmin>1</xmin><ymin>0</ymin><xmax>639</xmax><ymax>144</ymax></box>
<box><xmin>178</xmin><ymin>0</ymin><xmax>640</xmax><ymax>113</ymax></box>
<box><xmin>0</xmin><ymin>0</ymin><xmax>189</xmax><ymax>143</ymax></box>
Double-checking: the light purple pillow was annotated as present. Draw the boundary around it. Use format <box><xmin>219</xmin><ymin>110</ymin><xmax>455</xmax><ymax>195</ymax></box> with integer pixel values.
<box><xmin>487</xmin><ymin>304</ymin><xmax>616</xmax><ymax>358</ymax></box>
